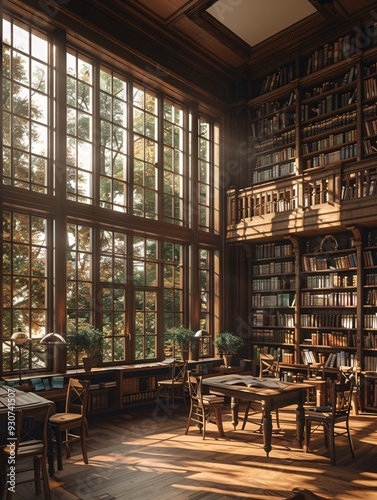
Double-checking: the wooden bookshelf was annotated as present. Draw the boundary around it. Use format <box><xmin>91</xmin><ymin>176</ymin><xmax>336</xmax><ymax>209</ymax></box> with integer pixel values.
<box><xmin>249</xmin><ymin>240</ymin><xmax>296</xmax><ymax>367</ymax></box>
<box><xmin>299</xmin><ymin>231</ymin><xmax>358</xmax><ymax>371</ymax></box>
<box><xmin>0</xmin><ymin>358</ymin><xmax>224</xmax><ymax>413</ymax></box>
<box><xmin>241</xmin><ymin>228</ymin><xmax>377</xmax><ymax>411</ymax></box>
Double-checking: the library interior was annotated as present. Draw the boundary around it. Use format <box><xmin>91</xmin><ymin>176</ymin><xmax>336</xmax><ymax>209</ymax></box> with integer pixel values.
<box><xmin>1</xmin><ymin>1</ymin><xmax>377</xmax><ymax>499</ymax></box>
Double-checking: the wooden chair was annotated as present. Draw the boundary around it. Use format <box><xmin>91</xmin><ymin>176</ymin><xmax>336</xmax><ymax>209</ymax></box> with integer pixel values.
<box><xmin>0</xmin><ymin>402</ymin><xmax>53</xmax><ymax>499</ymax></box>
<box><xmin>304</xmin><ymin>375</ymin><xmax>355</xmax><ymax>465</ymax></box>
<box><xmin>49</xmin><ymin>378</ymin><xmax>90</xmax><ymax>471</ymax></box>
<box><xmin>185</xmin><ymin>371</ymin><xmax>225</xmax><ymax>439</ymax></box>
<box><xmin>157</xmin><ymin>360</ymin><xmax>188</xmax><ymax>415</ymax></box>
<box><xmin>241</xmin><ymin>351</ymin><xmax>281</xmax><ymax>431</ymax></box>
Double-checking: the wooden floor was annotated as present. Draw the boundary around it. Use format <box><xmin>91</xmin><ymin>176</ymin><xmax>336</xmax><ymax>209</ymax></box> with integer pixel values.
<box><xmin>8</xmin><ymin>401</ymin><xmax>377</xmax><ymax>500</ymax></box>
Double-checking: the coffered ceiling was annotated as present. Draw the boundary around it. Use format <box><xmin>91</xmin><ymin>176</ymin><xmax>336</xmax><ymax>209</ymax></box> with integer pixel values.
<box><xmin>120</xmin><ymin>0</ymin><xmax>377</xmax><ymax>71</ymax></box>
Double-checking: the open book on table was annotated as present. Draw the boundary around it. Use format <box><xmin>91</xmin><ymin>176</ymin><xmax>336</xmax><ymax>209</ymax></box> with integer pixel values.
<box><xmin>212</xmin><ymin>374</ymin><xmax>287</xmax><ymax>389</ymax></box>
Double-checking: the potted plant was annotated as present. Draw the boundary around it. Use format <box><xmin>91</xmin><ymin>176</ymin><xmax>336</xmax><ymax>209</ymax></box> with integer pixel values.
<box><xmin>214</xmin><ymin>331</ymin><xmax>245</xmax><ymax>368</ymax></box>
<box><xmin>168</xmin><ymin>325</ymin><xmax>196</xmax><ymax>361</ymax></box>
<box><xmin>67</xmin><ymin>324</ymin><xmax>105</xmax><ymax>371</ymax></box>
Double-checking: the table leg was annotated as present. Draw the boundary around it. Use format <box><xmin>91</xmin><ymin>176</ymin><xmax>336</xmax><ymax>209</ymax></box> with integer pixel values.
<box><xmin>296</xmin><ymin>390</ymin><xmax>306</xmax><ymax>447</ymax></box>
<box><xmin>213</xmin><ymin>406</ymin><xmax>225</xmax><ymax>437</ymax></box>
<box><xmin>230</xmin><ymin>397</ymin><xmax>239</xmax><ymax>430</ymax></box>
<box><xmin>262</xmin><ymin>400</ymin><xmax>272</xmax><ymax>457</ymax></box>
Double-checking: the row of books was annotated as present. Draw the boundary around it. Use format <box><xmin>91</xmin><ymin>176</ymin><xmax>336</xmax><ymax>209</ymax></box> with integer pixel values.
<box><xmin>364</xmin><ymin>250</ymin><xmax>377</xmax><ymax>267</ymax></box>
<box><xmin>304</xmin><ymin>273</ymin><xmax>356</xmax><ymax>288</ymax></box>
<box><xmin>363</xmin><ymin>138</ymin><xmax>377</xmax><ymax>154</ymax></box>
<box><xmin>364</xmin><ymin>314</ymin><xmax>377</xmax><ymax>329</ymax></box>
<box><xmin>364</xmin><ymin>332</ymin><xmax>377</xmax><ymax>349</ymax></box>
<box><xmin>252</xmin><ymin>329</ymin><xmax>294</xmax><ymax>343</ymax></box>
<box><xmin>259</xmin><ymin>64</ymin><xmax>294</xmax><ymax>94</ymax></box>
<box><xmin>251</xmin><ymin>277</ymin><xmax>295</xmax><ymax>291</ymax></box>
<box><xmin>251</xmin><ymin>345</ymin><xmax>284</xmax><ymax>360</ymax></box>
<box><xmin>302</xmin><ymin>67</ymin><xmax>357</xmax><ymax>99</ymax></box>
<box><xmin>254</xmin><ymin>130</ymin><xmax>295</xmax><ymax>151</ymax></box>
<box><xmin>252</xmin><ymin>261</ymin><xmax>294</xmax><ymax>276</ymax></box>
<box><xmin>363</xmin><ymin>102</ymin><xmax>377</xmax><ymax>119</ymax></box>
<box><xmin>301</xmin><ymin>110</ymin><xmax>356</xmax><ymax>137</ymax></box>
<box><xmin>302</xmin><ymin>252</ymin><xmax>357</xmax><ymax>271</ymax></box>
<box><xmin>252</xmin><ymin>112</ymin><xmax>295</xmax><ymax>137</ymax></box>
<box><xmin>302</xmin><ymin>130</ymin><xmax>356</xmax><ymax>154</ymax></box>
<box><xmin>122</xmin><ymin>375</ymin><xmax>156</xmax><ymax>394</ymax></box>
<box><xmin>301</xmin><ymin>291</ymin><xmax>357</xmax><ymax>307</ymax></box>
<box><xmin>123</xmin><ymin>391</ymin><xmax>156</xmax><ymax>405</ymax></box>
<box><xmin>252</xmin><ymin>311</ymin><xmax>295</xmax><ymax>328</ymax></box>
<box><xmin>302</xmin><ymin>349</ymin><xmax>357</xmax><ymax>368</ymax></box>
<box><xmin>363</xmin><ymin>118</ymin><xmax>377</xmax><ymax>136</ymax></box>
<box><xmin>300</xmin><ymin>90</ymin><xmax>357</xmax><ymax>121</ymax></box>
<box><xmin>16</xmin><ymin>376</ymin><xmax>65</xmax><ymax>392</ymax></box>
<box><xmin>89</xmin><ymin>390</ymin><xmax>109</xmax><ymax>411</ymax></box>
<box><xmin>251</xmin><ymin>294</ymin><xmax>295</xmax><ymax>307</ymax></box>
<box><xmin>365</xmin><ymin>289</ymin><xmax>377</xmax><ymax>306</ymax></box>
<box><xmin>255</xmin><ymin>147</ymin><xmax>295</xmax><ymax>167</ymax></box>
<box><xmin>363</xmin><ymin>355</ymin><xmax>377</xmax><ymax>372</ymax></box>
<box><xmin>264</xmin><ymin>313</ymin><xmax>294</xmax><ymax>328</ymax></box>
<box><xmin>363</xmin><ymin>380</ymin><xmax>377</xmax><ymax>408</ymax></box>
<box><xmin>252</xmin><ymin>160</ymin><xmax>296</xmax><ymax>183</ymax></box>
<box><xmin>305</xmin><ymin>144</ymin><xmax>357</xmax><ymax>168</ymax></box>
<box><xmin>365</xmin><ymin>273</ymin><xmax>377</xmax><ymax>285</ymax></box>
<box><xmin>254</xmin><ymin>93</ymin><xmax>296</xmax><ymax>118</ymax></box>
<box><xmin>305</xmin><ymin>32</ymin><xmax>358</xmax><ymax>74</ymax></box>
<box><xmin>303</xmin><ymin>331</ymin><xmax>357</xmax><ymax>347</ymax></box>
<box><xmin>255</xmin><ymin>242</ymin><xmax>293</xmax><ymax>259</ymax></box>
<box><xmin>364</xmin><ymin>76</ymin><xmax>377</xmax><ymax>100</ymax></box>
<box><xmin>300</xmin><ymin>313</ymin><xmax>357</xmax><ymax>328</ymax></box>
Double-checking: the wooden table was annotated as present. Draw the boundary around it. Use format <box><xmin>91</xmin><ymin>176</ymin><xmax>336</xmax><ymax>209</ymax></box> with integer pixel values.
<box><xmin>202</xmin><ymin>374</ymin><xmax>312</xmax><ymax>457</ymax></box>
<box><xmin>0</xmin><ymin>385</ymin><xmax>56</xmax><ymax>479</ymax></box>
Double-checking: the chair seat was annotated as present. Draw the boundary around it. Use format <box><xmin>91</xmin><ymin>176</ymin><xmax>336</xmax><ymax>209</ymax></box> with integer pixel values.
<box><xmin>202</xmin><ymin>395</ymin><xmax>224</xmax><ymax>406</ymax></box>
<box><xmin>15</xmin><ymin>442</ymin><xmax>45</xmax><ymax>457</ymax></box>
<box><xmin>49</xmin><ymin>412</ymin><xmax>83</xmax><ymax>425</ymax></box>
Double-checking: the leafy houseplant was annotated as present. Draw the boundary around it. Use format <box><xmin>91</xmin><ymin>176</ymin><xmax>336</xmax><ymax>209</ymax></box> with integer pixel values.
<box><xmin>214</xmin><ymin>332</ymin><xmax>245</xmax><ymax>367</ymax></box>
<box><xmin>67</xmin><ymin>324</ymin><xmax>105</xmax><ymax>371</ymax></box>
<box><xmin>168</xmin><ymin>325</ymin><xmax>196</xmax><ymax>361</ymax></box>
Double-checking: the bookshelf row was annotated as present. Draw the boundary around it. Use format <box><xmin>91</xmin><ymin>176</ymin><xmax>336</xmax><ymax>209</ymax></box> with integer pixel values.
<box><xmin>245</xmin><ymin>231</ymin><xmax>377</xmax><ymax>406</ymax></box>
<box><xmin>0</xmin><ymin>359</ymin><xmax>224</xmax><ymax>413</ymax></box>
<box><xmin>249</xmin><ymin>32</ymin><xmax>377</xmax><ymax>186</ymax></box>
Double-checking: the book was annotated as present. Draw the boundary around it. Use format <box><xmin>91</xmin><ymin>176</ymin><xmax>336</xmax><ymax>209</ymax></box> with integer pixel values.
<box><xmin>51</xmin><ymin>376</ymin><xmax>64</xmax><ymax>389</ymax></box>
<box><xmin>213</xmin><ymin>374</ymin><xmax>287</xmax><ymax>389</ymax></box>
<box><xmin>42</xmin><ymin>378</ymin><xmax>51</xmax><ymax>391</ymax></box>
<box><xmin>33</xmin><ymin>378</ymin><xmax>45</xmax><ymax>392</ymax></box>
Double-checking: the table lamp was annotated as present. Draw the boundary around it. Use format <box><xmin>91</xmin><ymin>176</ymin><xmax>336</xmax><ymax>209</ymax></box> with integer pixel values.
<box><xmin>11</xmin><ymin>330</ymin><xmax>29</xmax><ymax>385</ymax></box>
<box><xmin>39</xmin><ymin>333</ymin><xmax>66</xmax><ymax>345</ymax></box>
<box><xmin>195</xmin><ymin>329</ymin><xmax>210</xmax><ymax>359</ymax></box>
<box><xmin>39</xmin><ymin>333</ymin><xmax>67</xmax><ymax>373</ymax></box>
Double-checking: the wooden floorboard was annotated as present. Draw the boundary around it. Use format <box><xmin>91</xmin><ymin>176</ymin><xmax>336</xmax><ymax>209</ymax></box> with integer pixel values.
<box><xmin>6</xmin><ymin>403</ymin><xmax>377</xmax><ymax>499</ymax></box>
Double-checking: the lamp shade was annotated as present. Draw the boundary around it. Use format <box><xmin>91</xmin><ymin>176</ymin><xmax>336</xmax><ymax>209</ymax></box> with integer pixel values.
<box><xmin>11</xmin><ymin>331</ymin><xmax>29</xmax><ymax>345</ymax></box>
<box><xmin>39</xmin><ymin>332</ymin><xmax>66</xmax><ymax>345</ymax></box>
<box><xmin>195</xmin><ymin>329</ymin><xmax>209</xmax><ymax>337</ymax></box>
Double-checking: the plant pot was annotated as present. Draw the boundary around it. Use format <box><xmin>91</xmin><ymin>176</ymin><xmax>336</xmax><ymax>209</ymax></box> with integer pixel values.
<box><xmin>181</xmin><ymin>349</ymin><xmax>189</xmax><ymax>362</ymax></box>
<box><xmin>83</xmin><ymin>356</ymin><xmax>93</xmax><ymax>372</ymax></box>
<box><xmin>223</xmin><ymin>354</ymin><xmax>232</xmax><ymax>368</ymax></box>
<box><xmin>189</xmin><ymin>341</ymin><xmax>198</xmax><ymax>361</ymax></box>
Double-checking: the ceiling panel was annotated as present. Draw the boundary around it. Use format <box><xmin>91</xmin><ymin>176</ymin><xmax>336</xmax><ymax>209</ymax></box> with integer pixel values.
<box><xmin>207</xmin><ymin>0</ymin><xmax>317</xmax><ymax>46</ymax></box>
